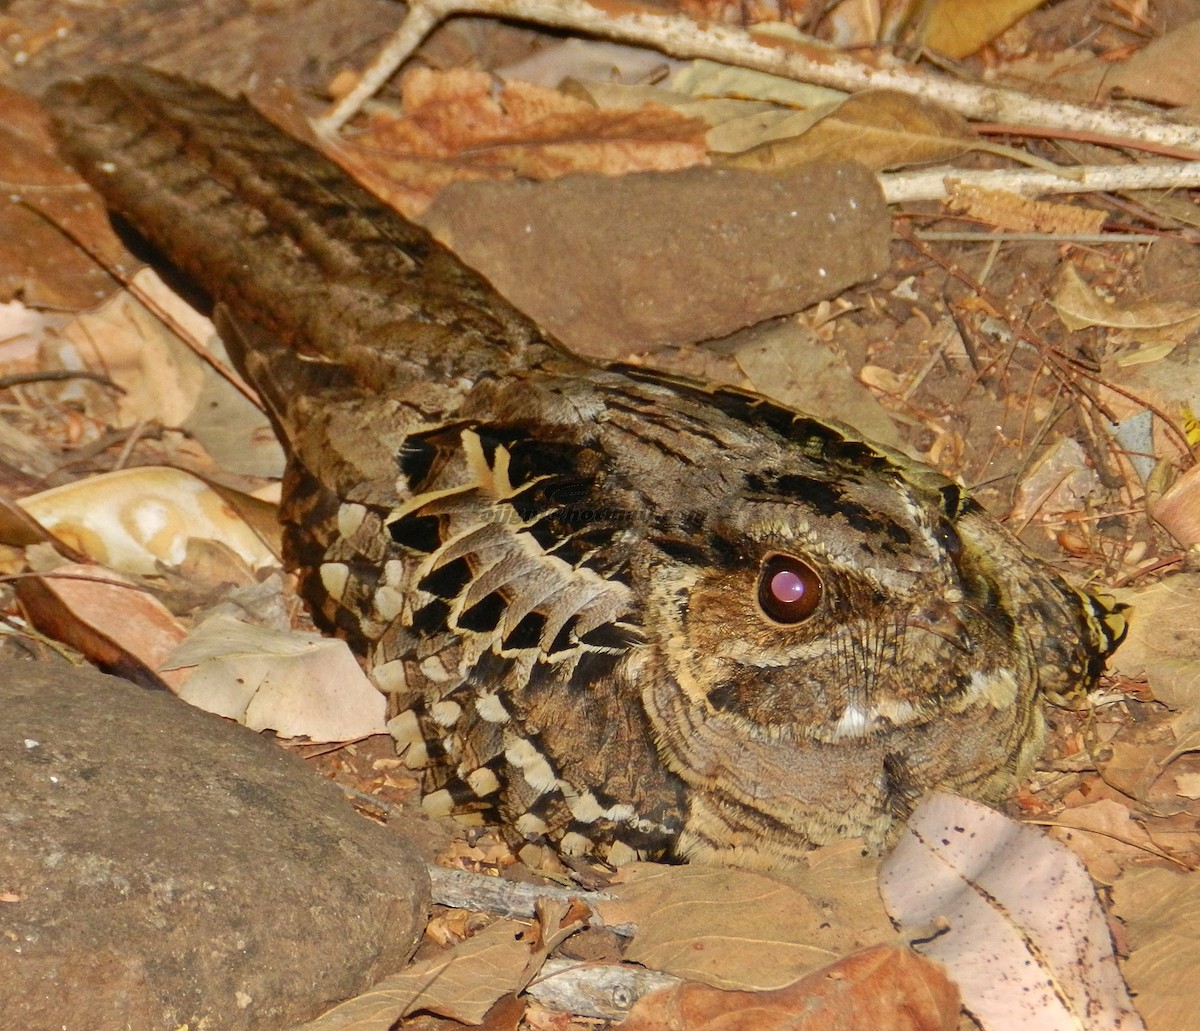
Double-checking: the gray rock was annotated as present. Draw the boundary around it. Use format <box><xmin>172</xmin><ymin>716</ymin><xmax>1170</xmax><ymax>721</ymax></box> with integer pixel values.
<box><xmin>0</xmin><ymin>659</ymin><xmax>429</xmax><ymax>1030</ymax></box>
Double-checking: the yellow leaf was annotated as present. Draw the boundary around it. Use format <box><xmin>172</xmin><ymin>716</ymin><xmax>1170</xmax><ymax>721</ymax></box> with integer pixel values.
<box><xmin>923</xmin><ymin>0</ymin><xmax>1049</xmax><ymax>60</ymax></box>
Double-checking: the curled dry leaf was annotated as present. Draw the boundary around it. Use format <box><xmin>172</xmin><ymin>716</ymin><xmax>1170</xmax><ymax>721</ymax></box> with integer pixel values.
<box><xmin>880</xmin><ymin>792</ymin><xmax>1144</xmax><ymax>1031</ymax></box>
<box><xmin>163</xmin><ymin>614</ymin><xmax>386</xmax><ymax>742</ymax></box>
<box><xmin>17</xmin><ymin>466</ymin><xmax>277</xmax><ymax>577</ymax></box>
<box><xmin>293</xmin><ymin>918</ymin><xmax>533</xmax><ymax>1031</ymax></box>
<box><xmin>16</xmin><ymin>562</ymin><xmax>188</xmax><ymax>692</ymax></box>
<box><xmin>1053</xmin><ymin>264</ymin><xmax>1200</xmax><ymax>364</ymax></box>
<box><xmin>618</xmin><ymin>944</ymin><xmax>959</xmax><ymax>1031</ymax></box>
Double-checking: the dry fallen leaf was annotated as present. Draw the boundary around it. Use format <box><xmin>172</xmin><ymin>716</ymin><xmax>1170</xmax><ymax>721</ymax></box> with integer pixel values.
<box><xmin>718</xmin><ymin>90</ymin><xmax>977</xmax><ymax>173</ymax></box>
<box><xmin>1047</xmin><ymin>798</ymin><xmax>1177</xmax><ymax>885</ymax></box>
<box><xmin>16</xmin><ymin>561</ymin><xmax>188</xmax><ymax>692</ymax></box>
<box><xmin>880</xmin><ymin>792</ymin><xmax>1144</xmax><ymax>1031</ymax></box>
<box><xmin>1149</xmin><ymin>464</ymin><xmax>1200</xmax><ymax>547</ymax></box>
<box><xmin>1102</xmin><ymin>21</ymin><xmax>1200</xmax><ymax>108</ymax></box>
<box><xmin>164</xmin><ymin>614</ymin><xmax>387</xmax><ymax>742</ymax></box>
<box><xmin>0</xmin><ymin>83</ymin><xmax>132</xmax><ymax>310</ymax></box>
<box><xmin>56</xmin><ymin>290</ymin><xmax>207</xmax><ymax>427</ymax></box>
<box><xmin>618</xmin><ymin>944</ymin><xmax>960</xmax><ymax>1031</ymax></box>
<box><xmin>734</xmin><ymin>320</ymin><xmax>905</xmax><ymax>450</ymax></box>
<box><xmin>1108</xmin><ymin>574</ymin><xmax>1200</xmax><ymax>710</ymax></box>
<box><xmin>921</xmin><ymin>0</ymin><xmax>1050</xmax><ymax>60</ymax></box>
<box><xmin>1110</xmin><ymin>865</ymin><xmax>1200</xmax><ymax>1031</ymax></box>
<box><xmin>292</xmin><ymin>918</ymin><xmax>533</xmax><ymax>1030</ymax></box>
<box><xmin>17</xmin><ymin>466</ymin><xmax>277</xmax><ymax>577</ymax></box>
<box><xmin>1053</xmin><ymin>264</ymin><xmax>1200</xmax><ymax>363</ymax></box>
<box><xmin>668</xmin><ymin>58</ymin><xmax>846</xmax><ymax>110</ymax></box>
<box><xmin>330</xmin><ymin>67</ymin><xmax>707</xmax><ymax>215</ymax></box>
<box><xmin>595</xmin><ymin>863</ymin><xmax>843</xmax><ymax>991</ymax></box>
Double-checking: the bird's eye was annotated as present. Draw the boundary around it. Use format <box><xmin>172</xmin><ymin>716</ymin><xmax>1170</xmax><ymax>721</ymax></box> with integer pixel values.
<box><xmin>757</xmin><ymin>553</ymin><xmax>823</xmax><ymax>624</ymax></box>
<box><xmin>936</xmin><ymin>520</ymin><xmax>963</xmax><ymax>564</ymax></box>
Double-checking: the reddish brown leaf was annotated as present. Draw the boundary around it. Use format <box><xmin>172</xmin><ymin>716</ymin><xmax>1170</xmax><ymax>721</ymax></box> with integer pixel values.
<box><xmin>0</xmin><ymin>85</ymin><xmax>136</xmax><ymax>309</ymax></box>
<box><xmin>327</xmin><ymin>67</ymin><xmax>707</xmax><ymax>216</ymax></box>
<box><xmin>618</xmin><ymin>945</ymin><xmax>959</xmax><ymax>1031</ymax></box>
<box><xmin>16</xmin><ymin>563</ymin><xmax>188</xmax><ymax>692</ymax></box>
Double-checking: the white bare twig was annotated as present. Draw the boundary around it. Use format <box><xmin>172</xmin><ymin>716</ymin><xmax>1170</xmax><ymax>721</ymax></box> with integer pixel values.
<box><xmin>880</xmin><ymin>160</ymin><xmax>1200</xmax><ymax>204</ymax></box>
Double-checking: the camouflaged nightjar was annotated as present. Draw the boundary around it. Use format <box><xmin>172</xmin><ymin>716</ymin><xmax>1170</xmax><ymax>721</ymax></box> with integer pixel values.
<box><xmin>48</xmin><ymin>66</ymin><xmax>1126</xmax><ymax>867</ymax></box>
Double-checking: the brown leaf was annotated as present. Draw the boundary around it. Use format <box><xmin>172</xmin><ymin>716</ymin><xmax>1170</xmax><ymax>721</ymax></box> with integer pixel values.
<box><xmin>16</xmin><ymin>562</ymin><xmax>188</xmax><ymax>692</ymax></box>
<box><xmin>1048</xmin><ymin>799</ymin><xmax>1177</xmax><ymax>885</ymax></box>
<box><xmin>17</xmin><ymin>466</ymin><xmax>277</xmax><ymax>577</ymax></box>
<box><xmin>1103</xmin><ymin>21</ymin><xmax>1200</xmax><ymax>108</ymax></box>
<box><xmin>595</xmin><ymin>863</ymin><xmax>844</xmax><ymax>991</ymax></box>
<box><xmin>59</xmin><ymin>291</ymin><xmax>207</xmax><ymax>426</ymax></box>
<box><xmin>1109</xmin><ymin>573</ymin><xmax>1200</xmax><ymax>710</ymax></box>
<box><xmin>329</xmin><ymin>67</ymin><xmax>707</xmax><ymax>215</ymax></box>
<box><xmin>618</xmin><ymin>945</ymin><xmax>959</xmax><ymax>1031</ymax></box>
<box><xmin>1110</xmin><ymin>865</ymin><xmax>1200</xmax><ymax>1031</ymax></box>
<box><xmin>164</xmin><ymin>614</ymin><xmax>387</xmax><ymax>742</ymax></box>
<box><xmin>1149</xmin><ymin>464</ymin><xmax>1200</xmax><ymax>547</ymax></box>
<box><xmin>734</xmin><ymin>321</ymin><xmax>905</xmax><ymax>450</ymax></box>
<box><xmin>718</xmin><ymin>90</ymin><xmax>976</xmax><ymax>173</ymax></box>
<box><xmin>1053</xmin><ymin>264</ymin><xmax>1200</xmax><ymax>364</ymax></box>
<box><xmin>292</xmin><ymin>918</ymin><xmax>533</xmax><ymax>1030</ymax></box>
<box><xmin>0</xmin><ymin>84</ymin><xmax>134</xmax><ymax>309</ymax></box>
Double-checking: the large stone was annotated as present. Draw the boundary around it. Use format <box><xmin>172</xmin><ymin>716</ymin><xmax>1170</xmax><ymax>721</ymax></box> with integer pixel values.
<box><xmin>0</xmin><ymin>658</ymin><xmax>429</xmax><ymax>1030</ymax></box>
<box><xmin>424</xmin><ymin>163</ymin><xmax>890</xmax><ymax>359</ymax></box>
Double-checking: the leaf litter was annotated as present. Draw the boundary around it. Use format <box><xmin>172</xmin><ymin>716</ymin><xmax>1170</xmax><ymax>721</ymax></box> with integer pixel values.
<box><xmin>3</xmin><ymin>1</ymin><xmax>1200</xmax><ymax>1028</ymax></box>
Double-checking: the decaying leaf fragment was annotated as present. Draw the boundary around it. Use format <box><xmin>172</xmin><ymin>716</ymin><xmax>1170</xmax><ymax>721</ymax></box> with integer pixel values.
<box><xmin>946</xmin><ymin>182</ymin><xmax>1106</xmax><ymax>235</ymax></box>
<box><xmin>880</xmin><ymin>792</ymin><xmax>1145</xmax><ymax>1031</ymax></box>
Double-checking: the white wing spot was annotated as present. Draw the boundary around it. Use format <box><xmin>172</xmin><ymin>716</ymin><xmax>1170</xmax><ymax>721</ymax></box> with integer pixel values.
<box><xmin>319</xmin><ymin>562</ymin><xmax>349</xmax><ymax>601</ymax></box>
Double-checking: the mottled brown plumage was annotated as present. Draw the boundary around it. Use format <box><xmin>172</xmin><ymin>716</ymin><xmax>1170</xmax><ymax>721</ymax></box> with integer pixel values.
<box><xmin>47</xmin><ymin>67</ymin><xmax>1125</xmax><ymax>867</ymax></box>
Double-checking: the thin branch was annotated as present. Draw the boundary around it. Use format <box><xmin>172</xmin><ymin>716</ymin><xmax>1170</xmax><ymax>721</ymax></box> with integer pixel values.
<box><xmin>0</xmin><ymin>370</ymin><xmax>124</xmax><ymax>392</ymax></box>
<box><xmin>880</xmin><ymin>160</ymin><xmax>1200</xmax><ymax>204</ymax></box>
